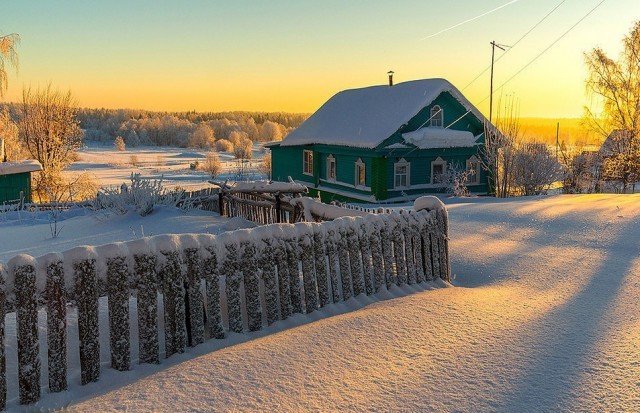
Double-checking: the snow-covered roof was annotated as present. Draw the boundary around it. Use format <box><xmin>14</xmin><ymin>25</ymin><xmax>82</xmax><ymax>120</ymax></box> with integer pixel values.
<box><xmin>402</xmin><ymin>127</ymin><xmax>481</xmax><ymax>149</ymax></box>
<box><xmin>0</xmin><ymin>160</ymin><xmax>43</xmax><ymax>176</ymax></box>
<box><xmin>280</xmin><ymin>78</ymin><xmax>485</xmax><ymax>149</ymax></box>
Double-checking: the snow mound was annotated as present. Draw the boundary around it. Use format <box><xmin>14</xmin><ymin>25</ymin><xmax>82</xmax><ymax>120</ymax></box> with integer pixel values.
<box><xmin>402</xmin><ymin>127</ymin><xmax>480</xmax><ymax>149</ymax></box>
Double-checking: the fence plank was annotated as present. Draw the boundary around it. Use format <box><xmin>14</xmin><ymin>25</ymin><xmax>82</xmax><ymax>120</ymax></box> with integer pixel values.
<box><xmin>222</xmin><ymin>244</ymin><xmax>243</xmax><ymax>333</ymax></box>
<box><xmin>106</xmin><ymin>256</ymin><xmax>131</xmax><ymax>370</ymax></box>
<box><xmin>13</xmin><ymin>260</ymin><xmax>41</xmax><ymax>403</ymax></box>
<box><xmin>358</xmin><ymin>222</ymin><xmax>374</xmax><ymax>295</ymax></box>
<box><xmin>203</xmin><ymin>247</ymin><xmax>224</xmax><ymax>339</ymax></box>
<box><xmin>402</xmin><ymin>215</ymin><xmax>417</xmax><ymax>285</ymax></box>
<box><xmin>300</xmin><ymin>230</ymin><xmax>318</xmax><ymax>314</ymax></box>
<box><xmin>312</xmin><ymin>230</ymin><xmax>330</xmax><ymax>307</ymax></box>
<box><xmin>0</xmin><ymin>265</ymin><xmax>6</xmax><ymax>410</ymax></box>
<box><xmin>46</xmin><ymin>260</ymin><xmax>67</xmax><ymax>392</ymax></box>
<box><xmin>276</xmin><ymin>243</ymin><xmax>292</xmax><ymax>320</ymax></box>
<box><xmin>184</xmin><ymin>248</ymin><xmax>205</xmax><ymax>345</ymax></box>
<box><xmin>392</xmin><ymin>215</ymin><xmax>408</xmax><ymax>285</ymax></box>
<box><xmin>242</xmin><ymin>243</ymin><xmax>262</xmax><ymax>331</ymax></box>
<box><xmin>325</xmin><ymin>229</ymin><xmax>341</xmax><ymax>303</ymax></box>
<box><xmin>347</xmin><ymin>226</ymin><xmax>364</xmax><ymax>297</ymax></box>
<box><xmin>420</xmin><ymin>217</ymin><xmax>435</xmax><ymax>281</ymax></box>
<box><xmin>260</xmin><ymin>241</ymin><xmax>280</xmax><ymax>325</ymax></box>
<box><xmin>135</xmin><ymin>254</ymin><xmax>159</xmax><ymax>364</ymax></box>
<box><xmin>336</xmin><ymin>227</ymin><xmax>352</xmax><ymax>300</ymax></box>
<box><xmin>286</xmin><ymin>243</ymin><xmax>303</xmax><ymax>314</ymax></box>
<box><xmin>74</xmin><ymin>258</ymin><xmax>100</xmax><ymax>385</ymax></box>
<box><xmin>380</xmin><ymin>223</ymin><xmax>395</xmax><ymax>289</ymax></box>
<box><xmin>160</xmin><ymin>251</ymin><xmax>186</xmax><ymax>358</ymax></box>
<box><xmin>368</xmin><ymin>221</ymin><xmax>385</xmax><ymax>292</ymax></box>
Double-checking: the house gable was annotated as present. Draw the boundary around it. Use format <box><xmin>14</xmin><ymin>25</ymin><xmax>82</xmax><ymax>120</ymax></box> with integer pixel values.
<box><xmin>375</xmin><ymin>91</ymin><xmax>485</xmax><ymax>151</ymax></box>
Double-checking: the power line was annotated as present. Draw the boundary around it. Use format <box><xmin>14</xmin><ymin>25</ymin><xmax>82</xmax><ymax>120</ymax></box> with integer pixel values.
<box><xmin>394</xmin><ymin>0</ymin><xmax>607</xmax><ymax>159</ymax></box>
<box><xmin>461</xmin><ymin>0</ymin><xmax>567</xmax><ymax>92</ymax></box>
<box><xmin>422</xmin><ymin>0</ymin><xmax>524</xmax><ymax>40</ymax></box>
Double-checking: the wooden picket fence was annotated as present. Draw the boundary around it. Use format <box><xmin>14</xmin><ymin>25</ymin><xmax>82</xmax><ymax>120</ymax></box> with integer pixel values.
<box><xmin>0</xmin><ymin>205</ymin><xmax>449</xmax><ymax>409</ymax></box>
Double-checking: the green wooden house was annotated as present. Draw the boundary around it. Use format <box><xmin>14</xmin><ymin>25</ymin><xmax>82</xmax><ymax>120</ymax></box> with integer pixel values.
<box><xmin>268</xmin><ymin>78</ymin><xmax>491</xmax><ymax>203</ymax></box>
<box><xmin>0</xmin><ymin>160</ymin><xmax>43</xmax><ymax>203</ymax></box>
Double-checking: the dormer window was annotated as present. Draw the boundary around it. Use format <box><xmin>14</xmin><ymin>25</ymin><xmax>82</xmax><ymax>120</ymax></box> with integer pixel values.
<box><xmin>430</xmin><ymin>105</ymin><xmax>443</xmax><ymax>127</ymax></box>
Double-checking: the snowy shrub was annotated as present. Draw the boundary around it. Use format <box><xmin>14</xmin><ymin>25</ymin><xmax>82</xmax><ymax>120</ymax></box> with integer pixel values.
<box><xmin>200</xmin><ymin>151</ymin><xmax>222</xmax><ymax>178</ymax></box>
<box><xmin>129</xmin><ymin>155</ymin><xmax>139</xmax><ymax>167</ymax></box>
<box><xmin>96</xmin><ymin>173</ymin><xmax>184</xmax><ymax>216</ymax></box>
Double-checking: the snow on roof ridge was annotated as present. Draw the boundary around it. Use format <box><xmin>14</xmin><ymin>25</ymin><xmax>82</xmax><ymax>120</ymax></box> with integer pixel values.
<box><xmin>280</xmin><ymin>78</ymin><xmax>484</xmax><ymax>149</ymax></box>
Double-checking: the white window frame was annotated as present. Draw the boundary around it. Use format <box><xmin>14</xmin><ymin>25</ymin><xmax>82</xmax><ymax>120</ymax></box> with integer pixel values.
<box><xmin>430</xmin><ymin>105</ymin><xmax>443</xmax><ymax>127</ymax></box>
<box><xmin>394</xmin><ymin>158</ymin><xmax>410</xmax><ymax>189</ymax></box>
<box><xmin>355</xmin><ymin>158</ymin><xmax>366</xmax><ymax>188</ymax></box>
<box><xmin>466</xmin><ymin>155</ymin><xmax>481</xmax><ymax>185</ymax></box>
<box><xmin>430</xmin><ymin>157</ymin><xmax>447</xmax><ymax>184</ymax></box>
<box><xmin>303</xmin><ymin>150</ymin><xmax>313</xmax><ymax>176</ymax></box>
<box><xmin>326</xmin><ymin>154</ymin><xmax>336</xmax><ymax>182</ymax></box>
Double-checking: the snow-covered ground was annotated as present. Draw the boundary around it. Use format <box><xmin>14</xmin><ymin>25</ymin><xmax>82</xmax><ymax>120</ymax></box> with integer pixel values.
<box><xmin>68</xmin><ymin>143</ymin><xmax>268</xmax><ymax>190</ymax></box>
<box><xmin>56</xmin><ymin>193</ymin><xmax>638</xmax><ymax>412</ymax></box>
<box><xmin>0</xmin><ymin>207</ymin><xmax>254</xmax><ymax>262</ymax></box>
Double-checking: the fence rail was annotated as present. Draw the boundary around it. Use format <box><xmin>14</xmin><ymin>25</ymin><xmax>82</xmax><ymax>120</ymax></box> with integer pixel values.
<box><xmin>0</xmin><ymin>199</ymin><xmax>449</xmax><ymax>409</ymax></box>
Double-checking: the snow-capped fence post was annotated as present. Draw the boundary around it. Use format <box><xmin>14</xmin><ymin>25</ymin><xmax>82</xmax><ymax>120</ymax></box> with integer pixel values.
<box><xmin>73</xmin><ymin>256</ymin><xmax>101</xmax><ymax>385</ymax></box>
<box><xmin>221</xmin><ymin>242</ymin><xmax>243</xmax><ymax>333</ymax></box>
<box><xmin>409</xmin><ymin>214</ymin><xmax>426</xmax><ymax>284</ymax></box>
<box><xmin>391</xmin><ymin>214</ymin><xmax>408</xmax><ymax>285</ymax></box>
<box><xmin>367</xmin><ymin>217</ymin><xmax>385</xmax><ymax>292</ymax></box>
<box><xmin>358</xmin><ymin>220</ymin><xmax>374</xmax><ymax>295</ymax></box>
<box><xmin>105</xmin><ymin>255</ymin><xmax>131</xmax><ymax>370</ymax></box>
<box><xmin>184</xmin><ymin>247</ymin><xmax>205</xmax><ymax>345</ymax></box>
<box><xmin>299</xmin><ymin>225</ymin><xmax>318</xmax><ymax>314</ymax></box>
<box><xmin>202</xmin><ymin>246</ymin><xmax>225</xmax><ymax>339</ymax></box>
<box><xmin>324</xmin><ymin>228</ymin><xmax>341</xmax><ymax>303</ymax></box>
<box><xmin>259</xmin><ymin>239</ymin><xmax>280</xmax><ymax>325</ymax></box>
<box><xmin>241</xmin><ymin>241</ymin><xmax>263</xmax><ymax>331</ymax></box>
<box><xmin>157</xmin><ymin>248</ymin><xmax>185</xmax><ymax>357</ymax></box>
<box><xmin>0</xmin><ymin>264</ymin><xmax>7</xmax><ymax>410</ymax></box>
<box><xmin>134</xmin><ymin>252</ymin><xmax>160</xmax><ymax>364</ymax></box>
<box><xmin>336</xmin><ymin>226</ymin><xmax>352</xmax><ymax>300</ymax></box>
<box><xmin>400</xmin><ymin>213</ymin><xmax>417</xmax><ymax>285</ymax></box>
<box><xmin>286</xmin><ymin>239</ymin><xmax>303</xmax><ymax>314</ymax></box>
<box><xmin>380</xmin><ymin>219</ymin><xmax>395</xmax><ymax>289</ymax></box>
<box><xmin>312</xmin><ymin>226</ymin><xmax>330</xmax><ymax>307</ymax></box>
<box><xmin>276</xmin><ymin>242</ymin><xmax>292</xmax><ymax>320</ymax></box>
<box><xmin>44</xmin><ymin>258</ymin><xmax>67</xmax><ymax>392</ymax></box>
<box><xmin>11</xmin><ymin>256</ymin><xmax>41</xmax><ymax>404</ymax></box>
<box><xmin>437</xmin><ymin>208</ymin><xmax>451</xmax><ymax>282</ymax></box>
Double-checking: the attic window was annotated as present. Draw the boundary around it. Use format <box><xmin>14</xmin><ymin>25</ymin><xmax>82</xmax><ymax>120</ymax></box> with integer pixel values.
<box><xmin>431</xmin><ymin>105</ymin><xmax>443</xmax><ymax>127</ymax></box>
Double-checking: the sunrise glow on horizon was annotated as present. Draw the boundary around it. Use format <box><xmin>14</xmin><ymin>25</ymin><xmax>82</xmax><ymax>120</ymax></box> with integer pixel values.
<box><xmin>2</xmin><ymin>0</ymin><xmax>638</xmax><ymax>116</ymax></box>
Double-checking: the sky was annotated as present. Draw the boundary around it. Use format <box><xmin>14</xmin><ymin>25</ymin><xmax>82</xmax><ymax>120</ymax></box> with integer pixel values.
<box><xmin>1</xmin><ymin>0</ymin><xmax>638</xmax><ymax>117</ymax></box>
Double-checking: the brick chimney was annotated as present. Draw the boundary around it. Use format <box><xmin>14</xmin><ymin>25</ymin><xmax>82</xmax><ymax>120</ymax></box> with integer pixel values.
<box><xmin>388</xmin><ymin>70</ymin><xmax>394</xmax><ymax>86</ymax></box>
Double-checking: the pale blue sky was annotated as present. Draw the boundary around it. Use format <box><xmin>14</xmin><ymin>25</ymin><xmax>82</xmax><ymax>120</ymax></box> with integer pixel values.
<box><xmin>2</xmin><ymin>0</ymin><xmax>638</xmax><ymax>116</ymax></box>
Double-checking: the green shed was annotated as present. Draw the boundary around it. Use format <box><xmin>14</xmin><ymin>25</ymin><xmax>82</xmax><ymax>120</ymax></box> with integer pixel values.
<box><xmin>0</xmin><ymin>160</ymin><xmax>43</xmax><ymax>204</ymax></box>
<box><xmin>268</xmin><ymin>78</ymin><xmax>493</xmax><ymax>203</ymax></box>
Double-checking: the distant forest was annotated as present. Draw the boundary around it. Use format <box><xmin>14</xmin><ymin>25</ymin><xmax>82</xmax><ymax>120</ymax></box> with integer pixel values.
<box><xmin>1</xmin><ymin>103</ymin><xmax>309</xmax><ymax>149</ymax></box>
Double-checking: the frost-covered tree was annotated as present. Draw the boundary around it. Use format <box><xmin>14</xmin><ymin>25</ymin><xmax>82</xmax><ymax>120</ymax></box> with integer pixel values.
<box><xmin>512</xmin><ymin>143</ymin><xmax>564</xmax><ymax>196</ymax></box>
<box><xmin>188</xmin><ymin>123</ymin><xmax>215</xmax><ymax>149</ymax></box>
<box><xmin>114</xmin><ymin>136</ymin><xmax>126</xmax><ymax>151</ymax></box>
<box><xmin>259</xmin><ymin>120</ymin><xmax>284</xmax><ymax>142</ymax></box>
<box><xmin>0</xmin><ymin>33</ymin><xmax>19</xmax><ymax>97</ymax></box>
<box><xmin>215</xmin><ymin>138</ymin><xmax>234</xmax><ymax>152</ymax></box>
<box><xmin>201</xmin><ymin>151</ymin><xmax>222</xmax><ymax>178</ymax></box>
<box><xmin>584</xmin><ymin>21</ymin><xmax>640</xmax><ymax>191</ymax></box>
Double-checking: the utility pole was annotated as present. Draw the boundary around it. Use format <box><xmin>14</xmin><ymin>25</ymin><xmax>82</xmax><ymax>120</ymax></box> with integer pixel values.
<box><xmin>556</xmin><ymin>122</ymin><xmax>560</xmax><ymax>161</ymax></box>
<box><xmin>489</xmin><ymin>41</ymin><xmax>506</xmax><ymax>123</ymax></box>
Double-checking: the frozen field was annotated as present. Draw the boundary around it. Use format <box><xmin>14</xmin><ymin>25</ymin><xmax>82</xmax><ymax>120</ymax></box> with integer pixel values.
<box><xmin>68</xmin><ymin>143</ymin><xmax>268</xmax><ymax>190</ymax></box>
<box><xmin>57</xmin><ymin>194</ymin><xmax>638</xmax><ymax>412</ymax></box>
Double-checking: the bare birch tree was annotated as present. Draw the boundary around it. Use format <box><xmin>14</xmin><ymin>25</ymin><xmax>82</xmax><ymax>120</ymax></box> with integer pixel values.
<box><xmin>0</xmin><ymin>32</ymin><xmax>19</xmax><ymax>97</ymax></box>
